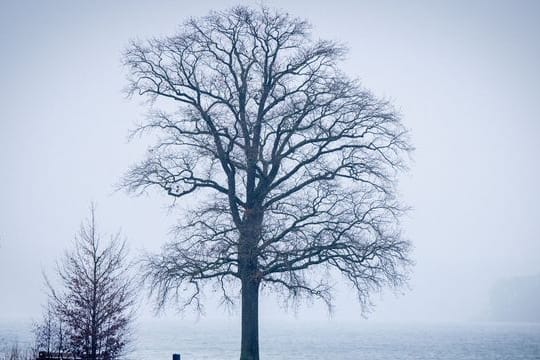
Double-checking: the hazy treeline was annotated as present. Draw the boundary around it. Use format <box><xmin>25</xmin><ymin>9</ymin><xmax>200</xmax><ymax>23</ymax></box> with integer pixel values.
<box><xmin>490</xmin><ymin>274</ymin><xmax>540</xmax><ymax>323</ymax></box>
<box><xmin>0</xmin><ymin>342</ymin><xmax>34</xmax><ymax>360</ymax></box>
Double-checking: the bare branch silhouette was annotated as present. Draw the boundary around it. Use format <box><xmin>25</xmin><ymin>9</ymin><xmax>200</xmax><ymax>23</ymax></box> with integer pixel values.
<box><xmin>123</xmin><ymin>6</ymin><xmax>412</xmax><ymax>360</ymax></box>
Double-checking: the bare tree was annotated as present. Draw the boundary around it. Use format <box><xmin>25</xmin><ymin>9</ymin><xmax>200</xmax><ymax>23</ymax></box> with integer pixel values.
<box><xmin>45</xmin><ymin>206</ymin><xmax>135</xmax><ymax>360</ymax></box>
<box><xmin>33</xmin><ymin>301</ymin><xmax>65</xmax><ymax>357</ymax></box>
<box><xmin>123</xmin><ymin>6</ymin><xmax>412</xmax><ymax>360</ymax></box>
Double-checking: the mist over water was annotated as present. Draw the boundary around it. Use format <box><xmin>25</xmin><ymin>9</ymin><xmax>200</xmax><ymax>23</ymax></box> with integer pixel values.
<box><xmin>134</xmin><ymin>320</ymin><xmax>540</xmax><ymax>360</ymax></box>
<box><xmin>2</xmin><ymin>319</ymin><xmax>540</xmax><ymax>359</ymax></box>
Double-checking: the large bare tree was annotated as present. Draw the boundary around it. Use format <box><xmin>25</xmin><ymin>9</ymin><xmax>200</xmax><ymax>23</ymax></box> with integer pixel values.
<box><xmin>123</xmin><ymin>6</ymin><xmax>412</xmax><ymax>360</ymax></box>
<box><xmin>45</xmin><ymin>206</ymin><xmax>135</xmax><ymax>360</ymax></box>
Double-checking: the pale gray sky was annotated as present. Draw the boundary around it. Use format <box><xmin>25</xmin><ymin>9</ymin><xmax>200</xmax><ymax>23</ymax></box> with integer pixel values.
<box><xmin>1</xmin><ymin>0</ymin><xmax>539</xmax><ymax>324</ymax></box>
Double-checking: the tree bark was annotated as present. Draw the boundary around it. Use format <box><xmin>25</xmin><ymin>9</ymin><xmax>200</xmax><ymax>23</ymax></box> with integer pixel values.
<box><xmin>240</xmin><ymin>275</ymin><xmax>260</xmax><ymax>360</ymax></box>
<box><xmin>239</xmin><ymin>208</ymin><xmax>263</xmax><ymax>360</ymax></box>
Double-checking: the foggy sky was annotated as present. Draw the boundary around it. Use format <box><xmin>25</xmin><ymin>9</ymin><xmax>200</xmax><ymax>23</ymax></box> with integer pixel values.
<box><xmin>1</xmin><ymin>0</ymin><xmax>539</xmax><ymax>324</ymax></box>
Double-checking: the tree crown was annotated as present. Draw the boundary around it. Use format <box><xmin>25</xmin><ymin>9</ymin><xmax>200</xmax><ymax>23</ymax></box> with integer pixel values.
<box><xmin>123</xmin><ymin>5</ymin><xmax>412</xmax><ymax>313</ymax></box>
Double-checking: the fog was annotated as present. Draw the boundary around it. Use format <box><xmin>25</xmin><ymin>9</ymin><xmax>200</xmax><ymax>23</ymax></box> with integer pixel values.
<box><xmin>1</xmin><ymin>0</ymin><xmax>539</xmax><ymax>325</ymax></box>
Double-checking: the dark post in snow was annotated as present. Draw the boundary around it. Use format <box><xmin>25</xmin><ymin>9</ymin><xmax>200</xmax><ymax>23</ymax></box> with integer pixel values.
<box><xmin>173</xmin><ymin>354</ymin><xmax>181</xmax><ymax>360</ymax></box>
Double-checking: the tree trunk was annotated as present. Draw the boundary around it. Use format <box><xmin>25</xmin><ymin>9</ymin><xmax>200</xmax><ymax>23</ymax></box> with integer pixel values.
<box><xmin>240</xmin><ymin>275</ymin><xmax>260</xmax><ymax>360</ymax></box>
<box><xmin>239</xmin><ymin>209</ymin><xmax>263</xmax><ymax>360</ymax></box>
